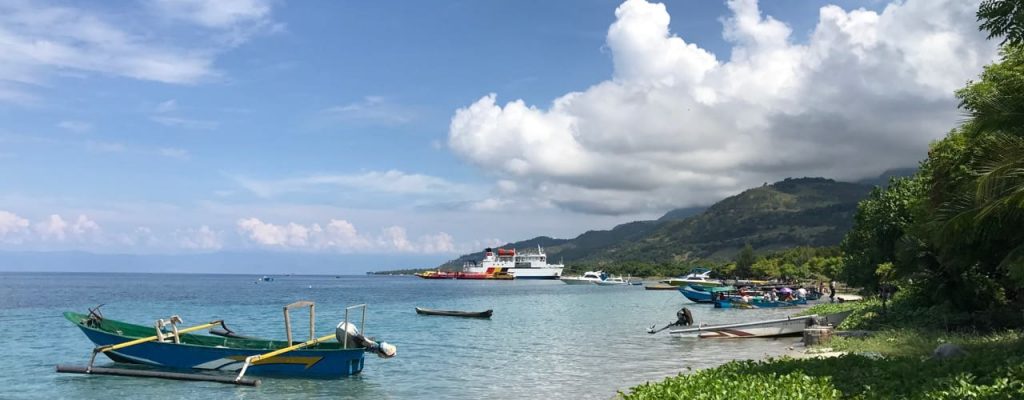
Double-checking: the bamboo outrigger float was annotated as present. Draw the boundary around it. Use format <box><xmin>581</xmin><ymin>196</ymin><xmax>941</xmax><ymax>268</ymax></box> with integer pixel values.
<box><xmin>56</xmin><ymin>302</ymin><xmax>396</xmax><ymax>386</ymax></box>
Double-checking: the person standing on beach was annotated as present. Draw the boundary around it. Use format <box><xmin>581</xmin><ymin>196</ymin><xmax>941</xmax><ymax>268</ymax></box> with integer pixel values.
<box><xmin>829</xmin><ymin>280</ymin><xmax>836</xmax><ymax>302</ymax></box>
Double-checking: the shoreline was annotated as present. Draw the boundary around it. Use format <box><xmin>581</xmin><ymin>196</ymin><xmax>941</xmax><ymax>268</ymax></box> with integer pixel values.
<box><xmin>618</xmin><ymin>300</ymin><xmax>1024</xmax><ymax>399</ymax></box>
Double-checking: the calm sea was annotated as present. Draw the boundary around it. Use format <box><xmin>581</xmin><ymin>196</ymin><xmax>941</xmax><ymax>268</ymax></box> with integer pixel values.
<box><xmin>0</xmin><ymin>273</ymin><xmax>804</xmax><ymax>399</ymax></box>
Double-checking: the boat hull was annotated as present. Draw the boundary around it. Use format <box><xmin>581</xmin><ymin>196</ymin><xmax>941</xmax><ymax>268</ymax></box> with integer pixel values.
<box><xmin>508</xmin><ymin>268</ymin><xmax>563</xmax><ymax>279</ymax></box>
<box><xmin>68</xmin><ymin>314</ymin><xmax>366</xmax><ymax>378</ymax></box>
<box><xmin>661</xmin><ymin>279</ymin><xmax>724</xmax><ymax>287</ymax></box>
<box><xmin>714</xmin><ymin>298</ymin><xmax>807</xmax><ymax>309</ymax></box>
<box><xmin>560</xmin><ymin>278</ymin><xmax>598</xmax><ymax>285</ymax></box>
<box><xmin>679</xmin><ymin>286</ymin><xmax>714</xmax><ymax>303</ymax></box>
<box><xmin>667</xmin><ymin>312</ymin><xmax>852</xmax><ymax>339</ymax></box>
<box><xmin>669</xmin><ymin>316</ymin><xmax>812</xmax><ymax>338</ymax></box>
<box><xmin>644</xmin><ymin>284</ymin><xmax>678</xmax><ymax>290</ymax></box>
<box><xmin>415</xmin><ymin>307</ymin><xmax>492</xmax><ymax>318</ymax></box>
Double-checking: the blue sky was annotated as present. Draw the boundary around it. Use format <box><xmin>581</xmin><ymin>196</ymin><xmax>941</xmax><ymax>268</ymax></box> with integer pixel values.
<box><xmin>0</xmin><ymin>0</ymin><xmax>997</xmax><ymax>266</ymax></box>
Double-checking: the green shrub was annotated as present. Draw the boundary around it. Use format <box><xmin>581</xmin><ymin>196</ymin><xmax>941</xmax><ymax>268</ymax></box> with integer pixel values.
<box><xmin>620</xmin><ymin>362</ymin><xmax>841</xmax><ymax>400</ymax></box>
<box><xmin>622</xmin><ymin>331</ymin><xmax>1024</xmax><ymax>399</ymax></box>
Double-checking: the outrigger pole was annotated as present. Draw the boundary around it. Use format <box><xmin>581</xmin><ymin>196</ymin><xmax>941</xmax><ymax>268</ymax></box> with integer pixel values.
<box><xmin>56</xmin><ymin>319</ymin><xmax>261</xmax><ymax>386</ymax></box>
<box><xmin>234</xmin><ymin>333</ymin><xmax>337</xmax><ymax>382</ymax></box>
<box><xmin>56</xmin><ymin>365</ymin><xmax>260</xmax><ymax>386</ymax></box>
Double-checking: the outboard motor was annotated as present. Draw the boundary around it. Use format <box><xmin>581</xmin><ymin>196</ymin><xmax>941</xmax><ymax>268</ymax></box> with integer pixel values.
<box><xmin>676</xmin><ymin>307</ymin><xmax>693</xmax><ymax>327</ymax></box>
<box><xmin>648</xmin><ymin>307</ymin><xmax>695</xmax><ymax>334</ymax></box>
<box><xmin>336</xmin><ymin>322</ymin><xmax>397</xmax><ymax>358</ymax></box>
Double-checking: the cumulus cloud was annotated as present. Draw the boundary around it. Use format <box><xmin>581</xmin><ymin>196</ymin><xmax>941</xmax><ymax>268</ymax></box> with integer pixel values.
<box><xmin>236</xmin><ymin>217</ymin><xmax>457</xmax><ymax>253</ymax></box>
<box><xmin>175</xmin><ymin>225</ymin><xmax>223</xmax><ymax>250</ymax></box>
<box><xmin>0</xmin><ymin>211</ymin><xmax>30</xmax><ymax>239</ymax></box>
<box><xmin>448</xmin><ymin>0</ymin><xmax>997</xmax><ymax>215</ymax></box>
<box><xmin>32</xmin><ymin>214</ymin><xmax>100</xmax><ymax>242</ymax></box>
<box><xmin>119</xmin><ymin>226</ymin><xmax>157</xmax><ymax>247</ymax></box>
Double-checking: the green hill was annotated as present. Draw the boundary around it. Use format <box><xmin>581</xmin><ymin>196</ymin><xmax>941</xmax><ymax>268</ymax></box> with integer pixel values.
<box><xmin>583</xmin><ymin>178</ymin><xmax>870</xmax><ymax>263</ymax></box>
<box><xmin>440</xmin><ymin>177</ymin><xmax>873</xmax><ymax>268</ymax></box>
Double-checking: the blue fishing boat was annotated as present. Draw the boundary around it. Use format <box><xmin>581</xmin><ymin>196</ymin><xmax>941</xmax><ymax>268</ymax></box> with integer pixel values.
<box><xmin>57</xmin><ymin>302</ymin><xmax>396</xmax><ymax>385</ymax></box>
<box><xmin>714</xmin><ymin>297</ymin><xmax>807</xmax><ymax>309</ymax></box>
<box><xmin>678</xmin><ymin>285</ymin><xmax>736</xmax><ymax>303</ymax></box>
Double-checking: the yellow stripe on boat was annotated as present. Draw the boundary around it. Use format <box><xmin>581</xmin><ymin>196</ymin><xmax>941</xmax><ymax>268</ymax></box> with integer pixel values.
<box><xmin>227</xmin><ymin>355</ymin><xmax>323</xmax><ymax>369</ymax></box>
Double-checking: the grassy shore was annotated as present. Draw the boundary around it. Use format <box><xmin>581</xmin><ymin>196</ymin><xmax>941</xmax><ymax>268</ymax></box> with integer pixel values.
<box><xmin>620</xmin><ymin>300</ymin><xmax>1024</xmax><ymax>399</ymax></box>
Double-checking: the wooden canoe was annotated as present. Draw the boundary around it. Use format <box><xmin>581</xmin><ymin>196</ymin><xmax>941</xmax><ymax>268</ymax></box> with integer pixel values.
<box><xmin>414</xmin><ymin>307</ymin><xmax>492</xmax><ymax>318</ymax></box>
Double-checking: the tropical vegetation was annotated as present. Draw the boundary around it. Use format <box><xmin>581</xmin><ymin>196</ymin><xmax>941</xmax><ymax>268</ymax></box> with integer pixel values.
<box><xmin>623</xmin><ymin>3</ymin><xmax>1024</xmax><ymax>398</ymax></box>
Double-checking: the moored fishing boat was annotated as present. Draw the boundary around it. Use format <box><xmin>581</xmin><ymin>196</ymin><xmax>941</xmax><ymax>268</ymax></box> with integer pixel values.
<box><xmin>414</xmin><ymin>307</ymin><xmax>493</xmax><ymax>318</ymax></box>
<box><xmin>57</xmin><ymin>302</ymin><xmax>396</xmax><ymax>385</ymax></box>
<box><xmin>678</xmin><ymin>285</ymin><xmax>736</xmax><ymax>303</ymax></box>
<box><xmin>665</xmin><ymin>311</ymin><xmax>852</xmax><ymax>338</ymax></box>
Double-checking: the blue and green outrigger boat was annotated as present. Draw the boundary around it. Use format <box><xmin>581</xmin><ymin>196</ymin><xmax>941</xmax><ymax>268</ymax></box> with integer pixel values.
<box><xmin>57</xmin><ymin>302</ymin><xmax>396</xmax><ymax>386</ymax></box>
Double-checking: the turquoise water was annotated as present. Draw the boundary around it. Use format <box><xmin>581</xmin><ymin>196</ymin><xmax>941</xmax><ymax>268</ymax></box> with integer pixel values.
<box><xmin>0</xmin><ymin>273</ymin><xmax>805</xmax><ymax>399</ymax></box>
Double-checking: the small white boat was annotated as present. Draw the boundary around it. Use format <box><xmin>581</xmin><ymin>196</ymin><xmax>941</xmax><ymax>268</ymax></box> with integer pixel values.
<box><xmin>667</xmin><ymin>311</ymin><xmax>852</xmax><ymax>338</ymax></box>
<box><xmin>660</xmin><ymin>268</ymin><xmax>723</xmax><ymax>288</ymax></box>
<box><xmin>560</xmin><ymin>271</ymin><xmax>605</xmax><ymax>285</ymax></box>
<box><xmin>594</xmin><ymin>276</ymin><xmax>630</xmax><ymax>286</ymax></box>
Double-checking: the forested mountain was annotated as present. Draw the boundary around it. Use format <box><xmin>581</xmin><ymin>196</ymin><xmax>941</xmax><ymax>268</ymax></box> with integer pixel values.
<box><xmin>440</xmin><ymin>177</ymin><xmax>877</xmax><ymax>268</ymax></box>
<box><xmin>578</xmin><ymin>178</ymin><xmax>870</xmax><ymax>263</ymax></box>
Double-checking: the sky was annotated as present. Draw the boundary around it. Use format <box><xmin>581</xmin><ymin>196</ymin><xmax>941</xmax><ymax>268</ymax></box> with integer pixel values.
<box><xmin>0</xmin><ymin>0</ymin><xmax>1000</xmax><ymax>268</ymax></box>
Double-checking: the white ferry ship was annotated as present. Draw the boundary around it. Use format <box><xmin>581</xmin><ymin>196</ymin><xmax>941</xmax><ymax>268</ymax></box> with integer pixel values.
<box><xmin>463</xmin><ymin>246</ymin><xmax>564</xmax><ymax>279</ymax></box>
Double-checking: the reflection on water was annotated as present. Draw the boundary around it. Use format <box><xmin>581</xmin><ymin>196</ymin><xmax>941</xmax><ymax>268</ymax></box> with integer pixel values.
<box><xmin>0</xmin><ymin>273</ymin><xmax>807</xmax><ymax>399</ymax></box>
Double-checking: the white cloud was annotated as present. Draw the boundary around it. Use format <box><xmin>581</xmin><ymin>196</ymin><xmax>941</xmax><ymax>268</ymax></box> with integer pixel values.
<box><xmin>151</xmin><ymin>116</ymin><xmax>220</xmax><ymax>130</ymax></box>
<box><xmin>175</xmin><ymin>225</ymin><xmax>222</xmax><ymax>250</ymax></box>
<box><xmin>236</xmin><ymin>217</ymin><xmax>456</xmax><ymax>253</ymax></box>
<box><xmin>119</xmin><ymin>226</ymin><xmax>156</xmax><ymax>246</ymax></box>
<box><xmin>419</xmin><ymin>232</ymin><xmax>456</xmax><ymax>253</ymax></box>
<box><xmin>0</xmin><ymin>3</ymin><xmax>217</xmax><ymax>87</ymax></box>
<box><xmin>32</xmin><ymin>214</ymin><xmax>100</xmax><ymax>242</ymax></box>
<box><xmin>237</xmin><ymin>217</ymin><xmax>312</xmax><ymax>247</ymax></box>
<box><xmin>233</xmin><ymin>170</ymin><xmax>472</xmax><ymax>198</ymax></box>
<box><xmin>380</xmin><ymin>226</ymin><xmax>415</xmax><ymax>252</ymax></box>
<box><xmin>57</xmin><ymin>120</ymin><xmax>93</xmax><ymax>133</ymax></box>
<box><xmin>151</xmin><ymin>0</ymin><xmax>281</xmax><ymax>46</ymax></box>
<box><xmin>448</xmin><ymin>0</ymin><xmax>996</xmax><ymax>215</ymax></box>
<box><xmin>0</xmin><ymin>210</ymin><xmax>29</xmax><ymax>239</ymax></box>
<box><xmin>323</xmin><ymin>96</ymin><xmax>416</xmax><ymax>126</ymax></box>
<box><xmin>0</xmin><ymin>1</ymin><xmax>279</xmax><ymax>104</ymax></box>
<box><xmin>85</xmin><ymin>141</ymin><xmax>126</xmax><ymax>153</ymax></box>
<box><xmin>156</xmin><ymin>99</ymin><xmax>178</xmax><ymax>113</ymax></box>
<box><xmin>158</xmin><ymin>147</ymin><xmax>190</xmax><ymax>160</ymax></box>
<box><xmin>153</xmin><ymin>0</ymin><xmax>272</xmax><ymax>29</ymax></box>
<box><xmin>35</xmin><ymin>215</ymin><xmax>68</xmax><ymax>241</ymax></box>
